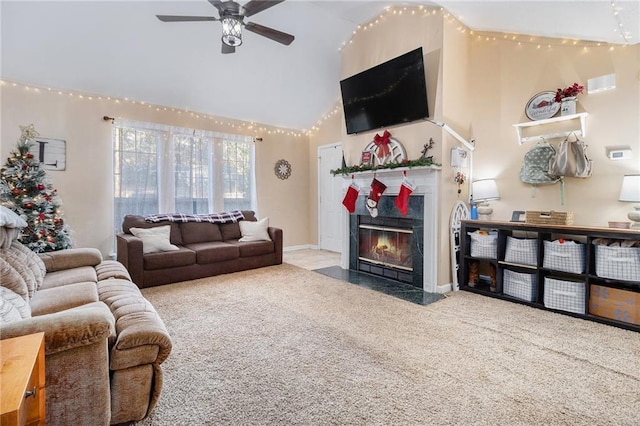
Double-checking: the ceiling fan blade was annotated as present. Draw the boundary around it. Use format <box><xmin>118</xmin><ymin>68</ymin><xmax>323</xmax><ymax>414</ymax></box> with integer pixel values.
<box><xmin>156</xmin><ymin>15</ymin><xmax>219</xmax><ymax>22</ymax></box>
<box><xmin>242</xmin><ymin>0</ymin><xmax>285</xmax><ymax>18</ymax></box>
<box><xmin>222</xmin><ymin>42</ymin><xmax>236</xmax><ymax>54</ymax></box>
<box><xmin>244</xmin><ymin>21</ymin><xmax>294</xmax><ymax>45</ymax></box>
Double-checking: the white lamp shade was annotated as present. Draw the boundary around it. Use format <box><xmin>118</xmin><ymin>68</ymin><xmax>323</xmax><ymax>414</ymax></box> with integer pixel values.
<box><xmin>472</xmin><ymin>179</ymin><xmax>500</xmax><ymax>202</ymax></box>
<box><xmin>619</xmin><ymin>174</ymin><xmax>640</xmax><ymax>202</ymax></box>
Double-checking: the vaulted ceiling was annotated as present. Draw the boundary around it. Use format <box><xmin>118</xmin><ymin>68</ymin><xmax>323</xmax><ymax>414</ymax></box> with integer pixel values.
<box><xmin>1</xmin><ymin>1</ymin><xmax>638</xmax><ymax>130</ymax></box>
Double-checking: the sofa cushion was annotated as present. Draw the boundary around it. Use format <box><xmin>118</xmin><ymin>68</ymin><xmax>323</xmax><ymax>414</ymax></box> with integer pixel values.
<box><xmin>143</xmin><ymin>247</ymin><xmax>196</xmax><ymax>271</ymax></box>
<box><xmin>184</xmin><ymin>242</ymin><xmax>240</xmax><ymax>264</ymax></box>
<box><xmin>42</xmin><ymin>266</ymin><xmax>98</xmax><ymax>289</ymax></box>
<box><xmin>0</xmin><ymin>227</ymin><xmax>20</xmax><ymax>249</ymax></box>
<box><xmin>96</xmin><ymin>278</ymin><xmax>172</xmax><ymax>369</ymax></box>
<box><xmin>95</xmin><ymin>260</ymin><xmax>132</xmax><ymax>281</ymax></box>
<box><xmin>0</xmin><ymin>286</ymin><xmax>31</xmax><ymax>322</ymax></box>
<box><xmin>219</xmin><ymin>210</ymin><xmax>257</xmax><ymax>241</ymax></box>
<box><xmin>122</xmin><ymin>215</ymin><xmax>183</xmax><ymax>245</ymax></box>
<box><xmin>239</xmin><ymin>217</ymin><xmax>272</xmax><ymax>242</ymax></box>
<box><xmin>29</xmin><ymin>281</ymin><xmax>99</xmax><ymax>316</ymax></box>
<box><xmin>241</xmin><ymin>211</ymin><xmax>257</xmax><ymax>221</ymax></box>
<box><xmin>180</xmin><ymin>222</ymin><xmax>223</xmax><ymax>245</ymax></box>
<box><xmin>219</xmin><ymin>222</ymin><xmax>242</xmax><ymax>241</ymax></box>
<box><xmin>130</xmin><ymin>226</ymin><xmax>179</xmax><ymax>254</ymax></box>
<box><xmin>11</xmin><ymin>241</ymin><xmax>46</xmax><ymax>290</ymax></box>
<box><xmin>0</xmin><ymin>246</ymin><xmax>39</xmax><ymax>298</ymax></box>
<box><xmin>228</xmin><ymin>240</ymin><xmax>275</xmax><ymax>257</ymax></box>
<box><xmin>0</xmin><ymin>257</ymin><xmax>29</xmax><ymax>300</ymax></box>
<box><xmin>39</xmin><ymin>247</ymin><xmax>103</xmax><ymax>272</ymax></box>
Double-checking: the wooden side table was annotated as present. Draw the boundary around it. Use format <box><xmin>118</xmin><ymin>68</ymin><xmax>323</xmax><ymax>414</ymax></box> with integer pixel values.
<box><xmin>0</xmin><ymin>332</ymin><xmax>46</xmax><ymax>426</ymax></box>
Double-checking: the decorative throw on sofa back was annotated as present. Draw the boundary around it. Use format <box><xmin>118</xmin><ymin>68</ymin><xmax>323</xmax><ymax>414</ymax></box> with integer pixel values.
<box><xmin>144</xmin><ymin>211</ymin><xmax>245</xmax><ymax>223</ymax></box>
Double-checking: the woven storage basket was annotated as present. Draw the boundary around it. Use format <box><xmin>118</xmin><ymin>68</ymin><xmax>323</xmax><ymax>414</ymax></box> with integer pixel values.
<box><xmin>504</xmin><ymin>236</ymin><xmax>538</xmax><ymax>266</ymax></box>
<box><xmin>543</xmin><ymin>240</ymin><xmax>586</xmax><ymax>274</ymax></box>
<box><xmin>503</xmin><ymin>269</ymin><xmax>537</xmax><ymax>302</ymax></box>
<box><xmin>595</xmin><ymin>245</ymin><xmax>640</xmax><ymax>282</ymax></box>
<box><xmin>544</xmin><ymin>277</ymin><xmax>585</xmax><ymax>314</ymax></box>
<box><xmin>468</xmin><ymin>231</ymin><xmax>498</xmax><ymax>259</ymax></box>
<box><xmin>525</xmin><ymin>211</ymin><xmax>574</xmax><ymax>225</ymax></box>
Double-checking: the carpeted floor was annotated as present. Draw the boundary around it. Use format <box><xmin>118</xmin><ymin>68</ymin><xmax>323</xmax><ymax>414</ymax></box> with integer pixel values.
<box><xmin>135</xmin><ymin>263</ymin><xmax>640</xmax><ymax>425</ymax></box>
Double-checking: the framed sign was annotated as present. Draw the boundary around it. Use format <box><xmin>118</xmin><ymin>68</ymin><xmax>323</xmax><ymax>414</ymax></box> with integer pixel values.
<box><xmin>28</xmin><ymin>138</ymin><xmax>66</xmax><ymax>171</ymax></box>
<box><xmin>360</xmin><ymin>151</ymin><xmax>372</xmax><ymax>165</ymax></box>
<box><xmin>525</xmin><ymin>91</ymin><xmax>560</xmax><ymax>121</ymax></box>
<box><xmin>510</xmin><ymin>210</ymin><xmax>526</xmax><ymax>222</ymax></box>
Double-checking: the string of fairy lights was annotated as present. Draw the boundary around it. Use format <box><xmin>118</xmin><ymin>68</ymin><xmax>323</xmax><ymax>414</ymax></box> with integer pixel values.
<box><xmin>0</xmin><ymin>80</ymin><xmax>305</xmax><ymax>139</ymax></box>
<box><xmin>308</xmin><ymin>3</ymin><xmax>634</xmax><ymax>136</ymax></box>
<box><xmin>1</xmin><ymin>4</ymin><xmax>633</xmax><ymax>138</ymax></box>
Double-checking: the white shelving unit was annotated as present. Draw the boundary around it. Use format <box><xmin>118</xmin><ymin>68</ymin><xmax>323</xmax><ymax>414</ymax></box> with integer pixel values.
<box><xmin>513</xmin><ymin>112</ymin><xmax>588</xmax><ymax>144</ymax></box>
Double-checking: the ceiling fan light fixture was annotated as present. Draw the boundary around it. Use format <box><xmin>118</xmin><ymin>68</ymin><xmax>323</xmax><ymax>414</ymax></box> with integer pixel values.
<box><xmin>222</xmin><ymin>17</ymin><xmax>242</xmax><ymax>47</ymax></box>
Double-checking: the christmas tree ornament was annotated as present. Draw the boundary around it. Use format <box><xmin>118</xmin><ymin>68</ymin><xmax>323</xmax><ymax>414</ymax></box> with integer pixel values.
<box><xmin>342</xmin><ymin>177</ymin><xmax>360</xmax><ymax>214</ymax></box>
<box><xmin>366</xmin><ymin>177</ymin><xmax>387</xmax><ymax>218</ymax></box>
<box><xmin>395</xmin><ymin>173</ymin><xmax>416</xmax><ymax>215</ymax></box>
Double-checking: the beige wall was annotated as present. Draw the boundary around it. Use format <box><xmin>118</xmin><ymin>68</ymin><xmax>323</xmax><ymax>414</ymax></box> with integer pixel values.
<box><xmin>0</xmin><ymin>84</ymin><xmax>310</xmax><ymax>255</ymax></box>
<box><xmin>469</xmin><ymin>37</ymin><xmax>640</xmax><ymax>225</ymax></box>
<box><xmin>3</xmin><ymin>6</ymin><xmax>639</xmax><ymax>287</ymax></box>
<box><xmin>308</xmin><ymin>8</ymin><xmax>640</xmax><ymax>288</ymax></box>
<box><xmin>310</xmin><ymin>9</ymin><xmax>470</xmax><ymax>286</ymax></box>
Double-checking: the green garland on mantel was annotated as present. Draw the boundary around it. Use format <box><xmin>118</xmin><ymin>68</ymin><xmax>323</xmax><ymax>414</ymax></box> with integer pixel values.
<box><xmin>330</xmin><ymin>156</ymin><xmax>441</xmax><ymax>176</ymax></box>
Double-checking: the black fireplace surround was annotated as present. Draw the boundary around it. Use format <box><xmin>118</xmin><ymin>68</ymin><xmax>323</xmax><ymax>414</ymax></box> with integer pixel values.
<box><xmin>349</xmin><ymin>195</ymin><xmax>424</xmax><ymax>288</ymax></box>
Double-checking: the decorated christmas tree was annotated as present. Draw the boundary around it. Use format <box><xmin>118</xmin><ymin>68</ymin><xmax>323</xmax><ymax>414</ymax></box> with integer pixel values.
<box><xmin>0</xmin><ymin>124</ymin><xmax>72</xmax><ymax>252</ymax></box>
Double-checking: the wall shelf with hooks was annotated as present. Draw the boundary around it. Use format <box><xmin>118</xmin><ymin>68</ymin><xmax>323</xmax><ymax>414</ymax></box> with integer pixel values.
<box><xmin>514</xmin><ymin>112</ymin><xmax>588</xmax><ymax>144</ymax></box>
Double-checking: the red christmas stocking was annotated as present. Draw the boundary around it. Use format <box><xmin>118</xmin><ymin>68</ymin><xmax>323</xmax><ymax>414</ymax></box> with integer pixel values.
<box><xmin>394</xmin><ymin>177</ymin><xmax>416</xmax><ymax>215</ymax></box>
<box><xmin>342</xmin><ymin>182</ymin><xmax>360</xmax><ymax>213</ymax></box>
<box><xmin>366</xmin><ymin>178</ymin><xmax>387</xmax><ymax>217</ymax></box>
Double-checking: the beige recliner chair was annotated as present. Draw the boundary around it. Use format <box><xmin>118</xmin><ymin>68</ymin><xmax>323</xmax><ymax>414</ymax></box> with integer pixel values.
<box><xmin>0</xmin><ymin>208</ymin><xmax>172</xmax><ymax>425</ymax></box>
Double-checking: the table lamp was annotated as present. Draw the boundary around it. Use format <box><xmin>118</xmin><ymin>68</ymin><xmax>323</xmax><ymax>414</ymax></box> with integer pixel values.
<box><xmin>472</xmin><ymin>179</ymin><xmax>500</xmax><ymax>220</ymax></box>
<box><xmin>619</xmin><ymin>174</ymin><xmax>640</xmax><ymax>229</ymax></box>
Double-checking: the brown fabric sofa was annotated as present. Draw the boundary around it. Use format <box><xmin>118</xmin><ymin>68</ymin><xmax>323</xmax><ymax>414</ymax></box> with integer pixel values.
<box><xmin>116</xmin><ymin>211</ymin><xmax>283</xmax><ymax>288</ymax></box>
<box><xmin>0</xmin><ymin>230</ymin><xmax>172</xmax><ymax>425</ymax></box>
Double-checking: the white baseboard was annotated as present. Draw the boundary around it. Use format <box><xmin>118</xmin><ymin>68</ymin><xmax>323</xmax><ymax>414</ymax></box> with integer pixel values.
<box><xmin>283</xmin><ymin>244</ymin><xmax>319</xmax><ymax>252</ymax></box>
<box><xmin>436</xmin><ymin>282</ymin><xmax>453</xmax><ymax>293</ymax></box>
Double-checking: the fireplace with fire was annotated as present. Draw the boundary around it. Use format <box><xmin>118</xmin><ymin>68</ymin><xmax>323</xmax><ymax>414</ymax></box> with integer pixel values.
<box><xmin>349</xmin><ymin>195</ymin><xmax>425</xmax><ymax>288</ymax></box>
<box><xmin>358</xmin><ymin>217</ymin><xmax>414</xmax><ymax>283</ymax></box>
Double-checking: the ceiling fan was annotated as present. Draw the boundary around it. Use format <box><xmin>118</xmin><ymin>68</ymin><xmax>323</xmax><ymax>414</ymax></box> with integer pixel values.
<box><xmin>156</xmin><ymin>0</ymin><xmax>294</xmax><ymax>54</ymax></box>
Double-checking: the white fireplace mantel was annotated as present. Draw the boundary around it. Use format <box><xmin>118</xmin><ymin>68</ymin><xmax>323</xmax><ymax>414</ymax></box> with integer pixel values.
<box><xmin>338</xmin><ymin>165</ymin><xmax>442</xmax><ymax>293</ymax></box>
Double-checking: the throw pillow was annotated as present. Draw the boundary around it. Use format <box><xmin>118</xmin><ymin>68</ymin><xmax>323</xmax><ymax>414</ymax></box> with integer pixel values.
<box><xmin>0</xmin><ymin>206</ymin><xmax>27</xmax><ymax>228</ymax></box>
<box><xmin>239</xmin><ymin>217</ymin><xmax>271</xmax><ymax>242</ymax></box>
<box><xmin>130</xmin><ymin>226</ymin><xmax>180</xmax><ymax>254</ymax></box>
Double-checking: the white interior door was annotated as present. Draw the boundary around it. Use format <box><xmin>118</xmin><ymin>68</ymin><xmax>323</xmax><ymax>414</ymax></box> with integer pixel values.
<box><xmin>318</xmin><ymin>143</ymin><xmax>343</xmax><ymax>253</ymax></box>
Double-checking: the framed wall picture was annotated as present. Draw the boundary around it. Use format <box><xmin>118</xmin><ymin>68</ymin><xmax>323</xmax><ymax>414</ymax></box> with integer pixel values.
<box><xmin>28</xmin><ymin>138</ymin><xmax>66</xmax><ymax>171</ymax></box>
<box><xmin>361</xmin><ymin>150</ymin><xmax>372</xmax><ymax>166</ymax></box>
<box><xmin>510</xmin><ymin>210</ymin><xmax>526</xmax><ymax>222</ymax></box>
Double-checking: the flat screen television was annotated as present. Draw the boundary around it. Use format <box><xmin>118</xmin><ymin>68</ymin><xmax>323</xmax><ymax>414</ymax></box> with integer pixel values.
<box><xmin>340</xmin><ymin>47</ymin><xmax>429</xmax><ymax>135</ymax></box>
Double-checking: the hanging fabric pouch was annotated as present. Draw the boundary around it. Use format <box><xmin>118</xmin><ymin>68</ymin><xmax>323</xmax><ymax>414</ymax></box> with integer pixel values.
<box><xmin>548</xmin><ymin>133</ymin><xmax>593</xmax><ymax>178</ymax></box>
